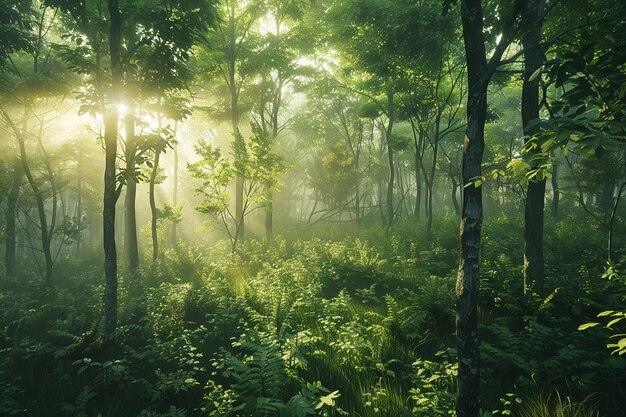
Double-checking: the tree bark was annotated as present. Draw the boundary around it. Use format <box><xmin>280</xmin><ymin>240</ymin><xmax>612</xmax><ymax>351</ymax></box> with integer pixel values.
<box><xmin>457</xmin><ymin>0</ymin><xmax>489</xmax><ymax>415</ymax></box>
<box><xmin>104</xmin><ymin>0</ymin><xmax>122</xmax><ymax>338</ymax></box>
<box><xmin>522</xmin><ymin>0</ymin><xmax>546</xmax><ymax>296</ymax></box>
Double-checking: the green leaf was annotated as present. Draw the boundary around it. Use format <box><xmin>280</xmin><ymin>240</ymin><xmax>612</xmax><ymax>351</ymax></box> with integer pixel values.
<box><xmin>578</xmin><ymin>322</ymin><xmax>600</xmax><ymax>330</ymax></box>
<box><xmin>528</xmin><ymin>68</ymin><xmax>542</xmax><ymax>82</ymax></box>
<box><xmin>606</xmin><ymin>317</ymin><xmax>623</xmax><ymax>328</ymax></box>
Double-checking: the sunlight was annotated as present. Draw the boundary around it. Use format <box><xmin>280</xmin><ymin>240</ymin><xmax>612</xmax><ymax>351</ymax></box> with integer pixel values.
<box><xmin>141</xmin><ymin>115</ymin><xmax>161</xmax><ymax>131</ymax></box>
<box><xmin>2</xmin><ymin>1</ymin><xmax>623</xmax><ymax>415</ymax></box>
<box><xmin>116</xmin><ymin>103</ymin><xmax>128</xmax><ymax>117</ymax></box>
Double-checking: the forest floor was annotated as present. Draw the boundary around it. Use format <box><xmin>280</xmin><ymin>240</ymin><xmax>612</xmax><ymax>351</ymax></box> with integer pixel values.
<box><xmin>1</xmin><ymin>211</ymin><xmax>625</xmax><ymax>417</ymax></box>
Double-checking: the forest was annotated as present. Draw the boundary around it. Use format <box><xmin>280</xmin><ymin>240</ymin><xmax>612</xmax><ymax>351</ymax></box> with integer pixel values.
<box><xmin>0</xmin><ymin>0</ymin><xmax>625</xmax><ymax>416</ymax></box>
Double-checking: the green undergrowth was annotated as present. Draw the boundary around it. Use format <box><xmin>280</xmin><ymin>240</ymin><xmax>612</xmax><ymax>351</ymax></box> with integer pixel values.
<box><xmin>1</xmin><ymin>212</ymin><xmax>625</xmax><ymax>416</ymax></box>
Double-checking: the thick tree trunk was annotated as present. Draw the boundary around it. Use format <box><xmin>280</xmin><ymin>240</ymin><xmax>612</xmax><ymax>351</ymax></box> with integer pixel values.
<box><xmin>104</xmin><ymin>0</ymin><xmax>122</xmax><ymax>338</ymax></box>
<box><xmin>5</xmin><ymin>154</ymin><xmax>23</xmax><ymax>278</ymax></box>
<box><xmin>457</xmin><ymin>0</ymin><xmax>489</xmax><ymax>415</ymax></box>
<box><xmin>522</xmin><ymin>0</ymin><xmax>546</xmax><ymax>296</ymax></box>
<box><xmin>150</xmin><ymin>151</ymin><xmax>161</xmax><ymax>263</ymax></box>
<box><xmin>124</xmin><ymin>113</ymin><xmax>139</xmax><ymax>272</ymax></box>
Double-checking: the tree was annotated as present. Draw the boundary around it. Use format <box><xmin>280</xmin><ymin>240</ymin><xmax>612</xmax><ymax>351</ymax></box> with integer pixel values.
<box><xmin>1</xmin><ymin>0</ymin><xmax>34</xmax><ymax>279</ymax></box>
<box><xmin>521</xmin><ymin>0</ymin><xmax>547</xmax><ymax>296</ymax></box>
<box><xmin>528</xmin><ymin>0</ymin><xmax>626</xmax><ymax>264</ymax></box>
<box><xmin>196</xmin><ymin>0</ymin><xmax>264</xmax><ymax>245</ymax></box>
<box><xmin>189</xmin><ymin>124</ymin><xmax>285</xmax><ymax>253</ymax></box>
<box><xmin>0</xmin><ymin>2</ymin><xmax>75</xmax><ymax>285</ymax></box>
<box><xmin>247</xmin><ymin>0</ymin><xmax>312</xmax><ymax>243</ymax></box>
<box><xmin>450</xmin><ymin>0</ymin><xmax>524</xmax><ymax>414</ymax></box>
<box><xmin>49</xmin><ymin>0</ymin><xmax>216</xmax><ymax>335</ymax></box>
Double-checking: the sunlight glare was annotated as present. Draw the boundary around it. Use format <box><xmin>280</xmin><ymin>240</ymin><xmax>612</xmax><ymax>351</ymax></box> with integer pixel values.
<box><xmin>116</xmin><ymin>103</ymin><xmax>128</xmax><ymax>116</ymax></box>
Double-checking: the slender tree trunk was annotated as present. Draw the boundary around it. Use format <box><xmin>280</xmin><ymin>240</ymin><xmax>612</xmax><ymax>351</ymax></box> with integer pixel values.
<box><xmin>104</xmin><ymin>0</ymin><xmax>122</xmax><ymax>337</ymax></box>
<box><xmin>124</xmin><ymin>113</ymin><xmax>139</xmax><ymax>272</ymax></box>
<box><xmin>551</xmin><ymin>151</ymin><xmax>559</xmax><ymax>218</ymax></box>
<box><xmin>265</xmin><ymin>193</ymin><xmax>273</xmax><ymax>244</ymax></box>
<box><xmin>150</xmin><ymin>151</ymin><xmax>161</xmax><ymax>263</ymax></box>
<box><xmin>522</xmin><ymin>0</ymin><xmax>546</xmax><ymax>296</ymax></box>
<box><xmin>426</xmin><ymin>140</ymin><xmax>439</xmax><ymax>239</ymax></box>
<box><xmin>378</xmin><ymin>180</ymin><xmax>386</xmax><ymax>225</ymax></box>
<box><xmin>452</xmin><ymin>179</ymin><xmax>461</xmax><ymax>215</ymax></box>
<box><xmin>355</xmin><ymin>145</ymin><xmax>361</xmax><ymax>222</ymax></box>
<box><xmin>385</xmin><ymin>83</ymin><xmax>395</xmax><ymax>228</ymax></box>
<box><xmin>172</xmin><ymin>142</ymin><xmax>179</xmax><ymax>245</ymax></box>
<box><xmin>5</xmin><ymin>153</ymin><xmax>23</xmax><ymax>278</ymax></box>
<box><xmin>608</xmin><ymin>154</ymin><xmax>626</xmax><ymax>262</ymax></box>
<box><xmin>76</xmin><ymin>149</ymin><xmax>82</xmax><ymax>253</ymax></box>
<box><xmin>608</xmin><ymin>181</ymin><xmax>626</xmax><ymax>263</ymax></box>
<box><xmin>228</xmin><ymin>7</ymin><xmax>244</xmax><ymax>245</ymax></box>
<box><xmin>18</xmin><ymin>106</ymin><xmax>53</xmax><ymax>285</ymax></box>
<box><xmin>457</xmin><ymin>0</ymin><xmax>489</xmax><ymax>415</ymax></box>
<box><xmin>414</xmin><ymin>152</ymin><xmax>422</xmax><ymax>218</ymax></box>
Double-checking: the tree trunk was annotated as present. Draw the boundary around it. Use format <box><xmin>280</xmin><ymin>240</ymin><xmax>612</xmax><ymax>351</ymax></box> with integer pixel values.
<box><xmin>228</xmin><ymin>7</ymin><xmax>244</xmax><ymax>245</ymax></box>
<box><xmin>76</xmin><ymin>148</ymin><xmax>82</xmax><ymax>254</ymax></box>
<box><xmin>124</xmin><ymin>113</ymin><xmax>139</xmax><ymax>272</ymax></box>
<box><xmin>385</xmin><ymin>83</ymin><xmax>395</xmax><ymax>228</ymax></box>
<box><xmin>104</xmin><ymin>0</ymin><xmax>122</xmax><ymax>338</ymax></box>
<box><xmin>265</xmin><ymin>192</ymin><xmax>273</xmax><ymax>245</ymax></box>
<box><xmin>414</xmin><ymin>144</ymin><xmax>422</xmax><ymax>218</ymax></box>
<box><xmin>5</xmin><ymin>153</ymin><xmax>23</xmax><ymax>278</ymax></box>
<box><xmin>522</xmin><ymin>0</ymin><xmax>546</xmax><ymax>296</ymax></box>
<box><xmin>457</xmin><ymin>0</ymin><xmax>489</xmax><ymax>415</ymax></box>
<box><xmin>172</xmin><ymin>141</ymin><xmax>179</xmax><ymax>245</ymax></box>
<box><xmin>426</xmin><ymin>145</ymin><xmax>438</xmax><ymax>239</ymax></box>
<box><xmin>452</xmin><ymin>179</ymin><xmax>461</xmax><ymax>215</ymax></box>
<box><xmin>18</xmin><ymin>106</ymin><xmax>53</xmax><ymax>285</ymax></box>
<box><xmin>551</xmin><ymin>152</ymin><xmax>559</xmax><ymax>218</ymax></box>
<box><xmin>150</xmin><ymin>151</ymin><xmax>161</xmax><ymax>263</ymax></box>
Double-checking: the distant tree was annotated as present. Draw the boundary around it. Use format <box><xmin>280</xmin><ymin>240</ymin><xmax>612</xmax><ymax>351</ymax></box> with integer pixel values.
<box><xmin>247</xmin><ymin>0</ymin><xmax>312</xmax><ymax>243</ymax></box>
<box><xmin>0</xmin><ymin>2</ymin><xmax>74</xmax><ymax>285</ymax></box>
<box><xmin>196</xmin><ymin>0</ymin><xmax>264</xmax><ymax>245</ymax></box>
<box><xmin>527</xmin><ymin>0</ymin><xmax>626</xmax><ymax>263</ymax></box>
<box><xmin>520</xmin><ymin>0</ymin><xmax>547</xmax><ymax>296</ymax></box>
<box><xmin>0</xmin><ymin>0</ymin><xmax>35</xmax><ymax>279</ymax></box>
<box><xmin>189</xmin><ymin>124</ymin><xmax>286</xmax><ymax>253</ymax></box>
